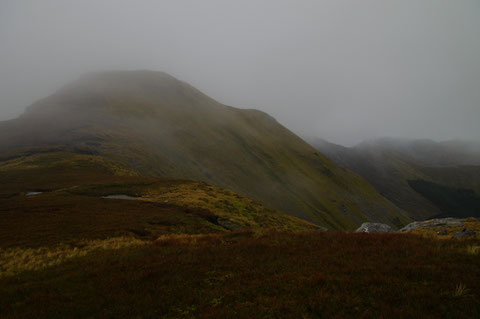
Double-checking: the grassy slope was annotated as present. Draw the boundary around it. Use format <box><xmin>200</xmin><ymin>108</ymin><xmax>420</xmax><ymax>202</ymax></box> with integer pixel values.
<box><xmin>0</xmin><ymin>71</ymin><xmax>410</xmax><ymax>230</ymax></box>
<box><xmin>350</xmin><ymin>152</ymin><xmax>442</xmax><ymax>220</ymax></box>
<box><xmin>0</xmin><ymin>152</ymin><xmax>317</xmax><ymax>249</ymax></box>
<box><xmin>96</xmin><ymin>113</ymin><xmax>411</xmax><ymax>229</ymax></box>
<box><xmin>1</xmin><ymin>231</ymin><xmax>479</xmax><ymax>318</ymax></box>
<box><xmin>418</xmin><ymin>165</ymin><xmax>480</xmax><ymax>195</ymax></box>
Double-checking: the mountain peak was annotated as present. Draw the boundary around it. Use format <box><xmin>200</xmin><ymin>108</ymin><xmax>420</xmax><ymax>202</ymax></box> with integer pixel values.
<box><xmin>23</xmin><ymin>70</ymin><xmax>216</xmax><ymax>118</ymax></box>
<box><xmin>73</xmin><ymin>69</ymin><xmax>181</xmax><ymax>87</ymax></box>
<box><xmin>57</xmin><ymin>69</ymin><xmax>191</xmax><ymax>98</ymax></box>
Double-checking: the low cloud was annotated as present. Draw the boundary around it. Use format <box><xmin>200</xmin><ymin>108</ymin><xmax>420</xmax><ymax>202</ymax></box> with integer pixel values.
<box><xmin>1</xmin><ymin>0</ymin><xmax>479</xmax><ymax>145</ymax></box>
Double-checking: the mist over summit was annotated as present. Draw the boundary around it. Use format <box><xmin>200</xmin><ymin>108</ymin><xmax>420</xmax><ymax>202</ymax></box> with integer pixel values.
<box><xmin>2</xmin><ymin>0</ymin><xmax>480</xmax><ymax>145</ymax></box>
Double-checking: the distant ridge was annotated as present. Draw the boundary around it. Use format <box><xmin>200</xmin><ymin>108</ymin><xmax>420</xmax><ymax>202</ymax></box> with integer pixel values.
<box><xmin>310</xmin><ymin>137</ymin><xmax>480</xmax><ymax>220</ymax></box>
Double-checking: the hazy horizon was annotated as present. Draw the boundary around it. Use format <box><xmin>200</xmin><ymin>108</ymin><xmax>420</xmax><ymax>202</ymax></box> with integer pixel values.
<box><xmin>1</xmin><ymin>0</ymin><xmax>479</xmax><ymax>146</ymax></box>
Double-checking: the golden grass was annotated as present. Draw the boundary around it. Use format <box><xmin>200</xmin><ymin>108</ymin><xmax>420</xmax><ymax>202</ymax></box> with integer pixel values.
<box><xmin>466</xmin><ymin>245</ymin><xmax>480</xmax><ymax>255</ymax></box>
<box><xmin>155</xmin><ymin>233</ymin><xmax>222</xmax><ymax>246</ymax></box>
<box><xmin>140</xmin><ymin>182</ymin><xmax>317</xmax><ymax>232</ymax></box>
<box><xmin>453</xmin><ymin>283</ymin><xmax>469</xmax><ymax>297</ymax></box>
<box><xmin>464</xmin><ymin>218</ymin><xmax>480</xmax><ymax>231</ymax></box>
<box><xmin>0</xmin><ymin>237</ymin><xmax>146</xmax><ymax>278</ymax></box>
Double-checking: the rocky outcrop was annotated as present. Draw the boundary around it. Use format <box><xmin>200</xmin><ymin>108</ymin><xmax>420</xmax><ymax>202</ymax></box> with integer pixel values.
<box><xmin>399</xmin><ymin>218</ymin><xmax>464</xmax><ymax>232</ymax></box>
<box><xmin>352</xmin><ymin>218</ymin><xmax>479</xmax><ymax>238</ymax></box>
<box><xmin>399</xmin><ymin>217</ymin><xmax>480</xmax><ymax>239</ymax></box>
<box><xmin>355</xmin><ymin>223</ymin><xmax>393</xmax><ymax>233</ymax></box>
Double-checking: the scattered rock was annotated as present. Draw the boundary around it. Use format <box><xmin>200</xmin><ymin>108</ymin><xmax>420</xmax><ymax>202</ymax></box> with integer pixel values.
<box><xmin>453</xmin><ymin>229</ymin><xmax>476</xmax><ymax>239</ymax></box>
<box><xmin>400</xmin><ymin>218</ymin><xmax>464</xmax><ymax>232</ymax></box>
<box><xmin>316</xmin><ymin>226</ymin><xmax>328</xmax><ymax>232</ymax></box>
<box><xmin>436</xmin><ymin>229</ymin><xmax>448</xmax><ymax>236</ymax></box>
<box><xmin>355</xmin><ymin>223</ymin><xmax>393</xmax><ymax>233</ymax></box>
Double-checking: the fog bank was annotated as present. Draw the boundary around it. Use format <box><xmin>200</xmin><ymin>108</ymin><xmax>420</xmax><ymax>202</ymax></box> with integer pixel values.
<box><xmin>1</xmin><ymin>0</ymin><xmax>479</xmax><ymax>145</ymax></box>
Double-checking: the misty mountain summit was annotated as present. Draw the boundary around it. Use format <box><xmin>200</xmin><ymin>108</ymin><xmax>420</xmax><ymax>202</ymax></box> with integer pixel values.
<box><xmin>0</xmin><ymin>70</ymin><xmax>409</xmax><ymax>229</ymax></box>
<box><xmin>23</xmin><ymin>70</ymin><xmax>221</xmax><ymax>119</ymax></box>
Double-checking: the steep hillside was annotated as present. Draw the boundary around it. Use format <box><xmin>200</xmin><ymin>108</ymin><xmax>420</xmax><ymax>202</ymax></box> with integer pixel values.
<box><xmin>310</xmin><ymin>137</ymin><xmax>480</xmax><ymax>220</ymax></box>
<box><xmin>0</xmin><ymin>70</ymin><xmax>410</xmax><ymax>229</ymax></box>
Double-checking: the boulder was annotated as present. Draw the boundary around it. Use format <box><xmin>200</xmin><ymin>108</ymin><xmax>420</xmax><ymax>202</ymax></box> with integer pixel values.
<box><xmin>355</xmin><ymin>223</ymin><xmax>393</xmax><ymax>233</ymax></box>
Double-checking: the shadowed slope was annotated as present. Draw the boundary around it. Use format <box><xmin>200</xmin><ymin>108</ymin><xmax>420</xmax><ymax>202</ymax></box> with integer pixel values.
<box><xmin>1</xmin><ymin>231</ymin><xmax>479</xmax><ymax>318</ymax></box>
<box><xmin>310</xmin><ymin>137</ymin><xmax>480</xmax><ymax>220</ymax></box>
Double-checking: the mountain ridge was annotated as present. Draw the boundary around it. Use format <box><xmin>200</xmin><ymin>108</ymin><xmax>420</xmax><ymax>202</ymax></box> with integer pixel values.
<box><xmin>0</xmin><ymin>70</ymin><xmax>410</xmax><ymax>229</ymax></box>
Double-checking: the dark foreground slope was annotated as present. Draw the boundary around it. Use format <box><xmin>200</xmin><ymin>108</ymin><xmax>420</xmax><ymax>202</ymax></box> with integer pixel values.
<box><xmin>0</xmin><ymin>70</ymin><xmax>409</xmax><ymax>229</ymax></box>
<box><xmin>1</xmin><ymin>231</ymin><xmax>479</xmax><ymax>318</ymax></box>
<box><xmin>310</xmin><ymin>137</ymin><xmax>480</xmax><ymax>220</ymax></box>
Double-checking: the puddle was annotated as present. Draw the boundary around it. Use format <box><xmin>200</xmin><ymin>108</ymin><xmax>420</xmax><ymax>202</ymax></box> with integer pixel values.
<box><xmin>26</xmin><ymin>192</ymin><xmax>43</xmax><ymax>196</ymax></box>
<box><xmin>102</xmin><ymin>194</ymin><xmax>138</xmax><ymax>200</ymax></box>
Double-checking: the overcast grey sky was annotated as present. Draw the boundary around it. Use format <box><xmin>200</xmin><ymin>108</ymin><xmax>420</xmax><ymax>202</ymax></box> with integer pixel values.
<box><xmin>1</xmin><ymin>0</ymin><xmax>479</xmax><ymax>145</ymax></box>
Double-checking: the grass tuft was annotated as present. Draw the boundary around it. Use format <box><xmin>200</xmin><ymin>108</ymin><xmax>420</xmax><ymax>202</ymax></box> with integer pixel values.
<box><xmin>453</xmin><ymin>283</ymin><xmax>469</xmax><ymax>297</ymax></box>
<box><xmin>466</xmin><ymin>245</ymin><xmax>480</xmax><ymax>255</ymax></box>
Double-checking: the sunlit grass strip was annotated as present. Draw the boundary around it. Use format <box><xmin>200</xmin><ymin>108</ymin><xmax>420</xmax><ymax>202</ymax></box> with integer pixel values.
<box><xmin>0</xmin><ymin>237</ymin><xmax>146</xmax><ymax>278</ymax></box>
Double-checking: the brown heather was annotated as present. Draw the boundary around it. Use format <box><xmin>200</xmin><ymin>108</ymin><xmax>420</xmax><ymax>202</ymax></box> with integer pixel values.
<box><xmin>1</xmin><ymin>231</ymin><xmax>479</xmax><ymax>318</ymax></box>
